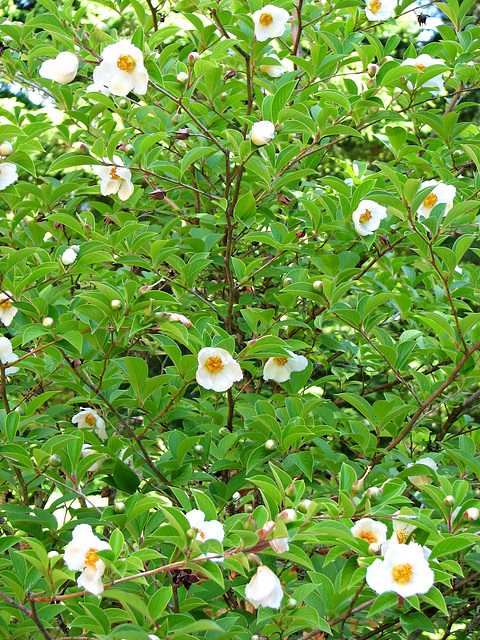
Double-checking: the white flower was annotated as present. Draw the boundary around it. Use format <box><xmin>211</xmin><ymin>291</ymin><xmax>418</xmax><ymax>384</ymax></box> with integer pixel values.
<box><xmin>72</xmin><ymin>409</ymin><xmax>107</xmax><ymax>440</ymax></box>
<box><xmin>63</xmin><ymin>523</ymin><xmax>111</xmax><ymax>595</ymax></box>
<box><xmin>92</xmin><ymin>156</ymin><xmax>134</xmax><ymax>201</ymax></box>
<box><xmin>2</xmin><ymin>351</ymin><xmax>19</xmax><ymax>375</ymax></box>
<box><xmin>259</xmin><ymin>53</ymin><xmax>287</xmax><ymax>77</ymax></box>
<box><xmin>401</xmin><ymin>54</ymin><xmax>445</xmax><ymax>94</ymax></box>
<box><xmin>352</xmin><ymin>199</ymin><xmax>387</xmax><ymax>236</ymax></box>
<box><xmin>350</xmin><ymin>518</ymin><xmax>388</xmax><ymax>546</ymax></box>
<box><xmin>61</xmin><ymin>247</ymin><xmax>78</xmax><ymax>266</ymax></box>
<box><xmin>270</xmin><ymin>537</ymin><xmax>289</xmax><ymax>554</ymax></box>
<box><xmin>0</xmin><ymin>337</ymin><xmax>19</xmax><ymax>375</ymax></box>
<box><xmin>196</xmin><ymin>347</ymin><xmax>243</xmax><ymax>392</ymax></box>
<box><xmin>85</xmin><ymin>83</ymin><xmax>111</xmax><ymax>103</ymax></box>
<box><xmin>0</xmin><ymin>162</ymin><xmax>18</xmax><ymax>191</ymax></box>
<box><xmin>168</xmin><ymin>313</ymin><xmax>192</xmax><ymax>328</ymax></box>
<box><xmin>245</xmin><ymin>565</ymin><xmax>283</xmax><ymax>609</ymax></box>
<box><xmin>43</xmin><ymin>232</ymin><xmax>53</xmax><ymax>242</ymax></box>
<box><xmin>364</xmin><ymin>0</ymin><xmax>397</xmax><ymax>21</ymax></box>
<box><xmin>263</xmin><ymin>350</ymin><xmax>308</xmax><ymax>383</ymax></box>
<box><xmin>177</xmin><ymin>71</ymin><xmax>189</xmax><ymax>84</ymax></box>
<box><xmin>81</xmin><ymin>445</ymin><xmax>105</xmax><ymax>473</ymax></box>
<box><xmin>252</xmin><ymin>5</ymin><xmax>290</xmax><ymax>42</ymax></box>
<box><xmin>250</xmin><ymin>120</ymin><xmax>276</xmax><ymax>146</ymax></box>
<box><xmin>366</xmin><ymin>541</ymin><xmax>434</xmax><ymax>598</ymax></box>
<box><xmin>93</xmin><ymin>39</ymin><xmax>148</xmax><ymax>96</ymax></box>
<box><xmin>186</xmin><ymin>509</ymin><xmax>225</xmax><ymax>561</ymax></box>
<box><xmin>39</xmin><ymin>51</ymin><xmax>79</xmax><ymax>84</ymax></box>
<box><xmin>417</xmin><ymin>180</ymin><xmax>456</xmax><ymax>220</ymax></box>
<box><xmin>393</xmin><ymin>512</ymin><xmax>417</xmax><ymax>544</ymax></box>
<box><xmin>407</xmin><ymin>456</ymin><xmax>438</xmax><ymax>488</ymax></box>
<box><xmin>0</xmin><ymin>291</ymin><xmax>18</xmax><ymax>326</ymax></box>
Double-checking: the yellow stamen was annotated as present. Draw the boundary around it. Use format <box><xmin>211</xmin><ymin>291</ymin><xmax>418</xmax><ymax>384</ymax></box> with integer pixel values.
<box><xmin>117</xmin><ymin>54</ymin><xmax>135</xmax><ymax>72</ymax></box>
<box><xmin>259</xmin><ymin>12</ymin><xmax>273</xmax><ymax>25</ymax></box>
<box><xmin>396</xmin><ymin>530</ymin><xmax>408</xmax><ymax>544</ymax></box>
<box><xmin>84</xmin><ymin>548</ymin><xmax>99</xmax><ymax>568</ymax></box>
<box><xmin>423</xmin><ymin>193</ymin><xmax>438</xmax><ymax>208</ymax></box>
<box><xmin>359</xmin><ymin>209</ymin><xmax>372</xmax><ymax>224</ymax></box>
<box><xmin>0</xmin><ymin>299</ymin><xmax>11</xmax><ymax>310</ymax></box>
<box><xmin>369</xmin><ymin>0</ymin><xmax>382</xmax><ymax>13</ymax></box>
<box><xmin>274</xmin><ymin>357</ymin><xmax>289</xmax><ymax>366</ymax></box>
<box><xmin>415</xmin><ymin>63</ymin><xmax>426</xmax><ymax>71</ymax></box>
<box><xmin>392</xmin><ymin>562</ymin><xmax>413</xmax><ymax>584</ymax></box>
<box><xmin>359</xmin><ymin>531</ymin><xmax>377</xmax><ymax>544</ymax></box>
<box><xmin>84</xmin><ymin>413</ymin><xmax>97</xmax><ymax>427</ymax></box>
<box><xmin>110</xmin><ymin>167</ymin><xmax>121</xmax><ymax>181</ymax></box>
<box><xmin>206</xmin><ymin>356</ymin><xmax>224</xmax><ymax>372</ymax></box>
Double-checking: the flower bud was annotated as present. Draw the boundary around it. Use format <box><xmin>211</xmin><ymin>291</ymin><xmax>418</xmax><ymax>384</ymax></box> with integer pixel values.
<box><xmin>188</xmin><ymin>51</ymin><xmax>200</xmax><ymax>65</ymax></box>
<box><xmin>245</xmin><ymin>514</ymin><xmax>257</xmax><ymax>531</ymax></box>
<box><xmin>186</xmin><ymin>527</ymin><xmax>197</xmax><ymax>540</ymax></box>
<box><xmin>285</xmin><ymin>597</ymin><xmax>297</xmax><ymax>609</ymax></box>
<box><xmin>296</xmin><ymin>499</ymin><xmax>312</xmax><ymax>514</ymax></box>
<box><xmin>368</xmin><ymin>542</ymin><xmax>382</xmax><ymax>556</ymax></box>
<box><xmin>124</xmin><ymin>143</ymin><xmax>135</xmax><ymax>157</ymax></box>
<box><xmin>72</xmin><ymin>141</ymin><xmax>89</xmax><ymax>154</ymax></box>
<box><xmin>257</xmin><ymin>520</ymin><xmax>275</xmax><ymax>539</ymax></box>
<box><xmin>285</xmin><ymin>483</ymin><xmax>296</xmax><ymax>499</ymax></box>
<box><xmin>171</xmin><ymin>113</ymin><xmax>179</xmax><ymax>125</ymax></box>
<box><xmin>276</xmin><ymin>508</ymin><xmax>297</xmax><ymax>523</ymax></box>
<box><xmin>444</xmin><ymin>495</ymin><xmax>455</xmax><ymax>507</ymax></box>
<box><xmin>357</xmin><ymin>557</ymin><xmax>368</xmax><ymax>568</ymax></box>
<box><xmin>114</xmin><ymin>501</ymin><xmax>126</xmax><ymax>514</ymax></box>
<box><xmin>370</xmin><ymin>106</ymin><xmax>379</xmax><ymax>116</ymax></box>
<box><xmin>352</xmin><ymin>479</ymin><xmax>364</xmax><ymax>494</ymax></box>
<box><xmin>313</xmin><ymin>280</ymin><xmax>323</xmax><ymax>292</ymax></box>
<box><xmin>365</xmin><ymin>486</ymin><xmax>382</xmax><ymax>501</ymax></box>
<box><xmin>367</xmin><ymin>63</ymin><xmax>378</xmax><ymax>78</ymax></box>
<box><xmin>42</xmin><ymin>317</ymin><xmax>54</xmax><ymax>328</ymax></box>
<box><xmin>49</xmin><ymin>454</ymin><xmax>62</xmax><ymax>467</ymax></box>
<box><xmin>220</xmin><ymin>91</ymin><xmax>227</xmax><ymax>101</ymax></box>
<box><xmin>47</xmin><ymin>550</ymin><xmax>59</xmax><ymax>558</ymax></box>
<box><xmin>265</xmin><ymin>439</ymin><xmax>277</xmax><ymax>451</ymax></box>
<box><xmin>219</xmin><ymin>427</ymin><xmax>230</xmax><ymax>437</ymax></box>
<box><xmin>283</xmin><ymin>277</ymin><xmax>292</xmax><ymax>287</ymax></box>
<box><xmin>464</xmin><ymin>507</ymin><xmax>480</xmax><ymax>522</ymax></box>
<box><xmin>381</xmin><ymin>55</ymin><xmax>394</xmax><ymax>64</ymax></box>
<box><xmin>193</xmin><ymin>444</ymin><xmax>204</xmax><ymax>455</ymax></box>
<box><xmin>275</xmin><ymin>122</ymin><xmax>284</xmax><ymax>133</ymax></box>
<box><xmin>0</xmin><ymin>141</ymin><xmax>13</xmax><ymax>156</ymax></box>
<box><xmin>118</xmin><ymin>99</ymin><xmax>129</xmax><ymax>109</ymax></box>
<box><xmin>177</xmin><ymin>71</ymin><xmax>189</xmax><ymax>84</ymax></box>
<box><xmin>111</xmin><ymin>299</ymin><xmax>122</xmax><ymax>310</ymax></box>
<box><xmin>247</xmin><ymin>552</ymin><xmax>262</xmax><ymax>566</ymax></box>
<box><xmin>139</xmin><ymin>285</ymin><xmax>150</xmax><ymax>294</ymax></box>
<box><xmin>366</xmin><ymin>78</ymin><xmax>375</xmax><ymax>89</ymax></box>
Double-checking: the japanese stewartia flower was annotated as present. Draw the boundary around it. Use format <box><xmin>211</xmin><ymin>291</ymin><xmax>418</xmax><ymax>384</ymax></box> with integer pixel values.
<box><xmin>86</xmin><ymin>83</ymin><xmax>110</xmax><ymax>97</ymax></box>
<box><xmin>72</xmin><ymin>409</ymin><xmax>107</xmax><ymax>440</ymax></box>
<box><xmin>177</xmin><ymin>71</ymin><xmax>189</xmax><ymax>84</ymax></box>
<box><xmin>186</xmin><ymin>509</ymin><xmax>225</xmax><ymax>561</ymax></box>
<box><xmin>407</xmin><ymin>456</ymin><xmax>438</xmax><ymax>488</ymax></box>
<box><xmin>464</xmin><ymin>507</ymin><xmax>480</xmax><ymax>522</ymax></box>
<box><xmin>393</xmin><ymin>512</ymin><xmax>417</xmax><ymax>544</ymax></box>
<box><xmin>417</xmin><ymin>180</ymin><xmax>456</xmax><ymax>220</ymax></box>
<box><xmin>245</xmin><ymin>565</ymin><xmax>283</xmax><ymax>609</ymax></box>
<box><xmin>250</xmin><ymin>120</ymin><xmax>276</xmax><ymax>146</ymax></box>
<box><xmin>366</xmin><ymin>541</ymin><xmax>434</xmax><ymax>598</ymax></box>
<box><xmin>350</xmin><ymin>518</ymin><xmax>388</xmax><ymax>546</ymax></box>
<box><xmin>168</xmin><ymin>312</ymin><xmax>192</xmax><ymax>328</ymax></box>
<box><xmin>259</xmin><ymin>53</ymin><xmax>287</xmax><ymax>77</ymax></box>
<box><xmin>81</xmin><ymin>445</ymin><xmax>106</xmax><ymax>473</ymax></box>
<box><xmin>263</xmin><ymin>350</ymin><xmax>308</xmax><ymax>383</ymax></box>
<box><xmin>92</xmin><ymin>156</ymin><xmax>134</xmax><ymax>201</ymax></box>
<box><xmin>364</xmin><ymin>0</ymin><xmax>397</xmax><ymax>21</ymax></box>
<box><xmin>269</xmin><ymin>537</ymin><xmax>289</xmax><ymax>553</ymax></box>
<box><xmin>0</xmin><ymin>336</ymin><xmax>19</xmax><ymax>374</ymax></box>
<box><xmin>93</xmin><ymin>39</ymin><xmax>148</xmax><ymax>96</ymax></box>
<box><xmin>39</xmin><ymin>51</ymin><xmax>78</xmax><ymax>84</ymax></box>
<box><xmin>352</xmin><ymin>200</ymin><xmax>387</xmax><ymax>236</ymax></box>
<box><xmin>0</xmin><ymin>291</ymin><xmax>18</xmax><ymax>326</ymax></box>
<box><xmin>196</xmin><ymin>347</ymin><xmax>242</xmax><ymax>392</ymax></box>
<box><xmin>0</xmin><ymin>141</ymin><xmax>13</xmax><ymax>156</ymax></box>
<box><xmin>63</xmin><ymin>523</ymin><xmax>111</xmax><ymax>595</ymax></box>
<box><xmin>401</xmin><ymin>54</ymin><xmax>445</xmax><ymax>94</ymax></box>
<box><xmin>61</xmin><ymin>246</ymin><xmax>79</xmax><ymax>266</ymax></box>
<box><xmin>252</xmin><ymin>5</ymin><xmax>290</xmax><ymax>41</ymax></box>
<box><xmin>0</xmin><ymin>162</ymin><xmax>18</xmax><ymax>191</ymax></box>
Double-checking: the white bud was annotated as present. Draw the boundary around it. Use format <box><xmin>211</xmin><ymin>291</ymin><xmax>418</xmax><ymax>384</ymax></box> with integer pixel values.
<box><xmin>110</xmin><ymin>299</ymin><xmax>122</xmax><ymax>310</ymax></box>
<box><xmin>177</xmin><ymin>71</ymin><xmax>189</xmax><ymax>84</ymax></box>
<box><xmin>0</xmin><ymin>141</ymin><xmax>13</xmax><ymax>156</ymax></box>
<box><xmin>42</xmin><ymin>317</ymin><xmax>54</xmax><ymax>328</ymax></box>
<box><xmin>464</xmin><ymin>507</ymin><xmax>480</xmax><ymax>522</ymax></box>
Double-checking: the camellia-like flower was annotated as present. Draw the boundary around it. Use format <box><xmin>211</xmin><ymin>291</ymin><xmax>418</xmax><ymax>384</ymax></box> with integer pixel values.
<box><xmin>364</xmin><ymin>0</ymin><xmax>397</xmax><ymax>21</ymax></box>
<box><xmin>350</xmin><ymin>518</ymin><xmax>388</xmax><ymax>546</ymax></box>
<box><xmin>93</xmin><ymin>39</ymin><xmax>148</xmax><ymax>96</ymax></box>
<box><xmin>81</xmin><ymin>444</ymin><xmax>106</xmax><ymax>473</ymax></box>
<box><xmin>366</xmin><ymin>541</ymin><xmax>434</xmax><ymax>598</ymax></box>
<box><xmin>186</xmin><ymin>508</ymin><xmax>225</xmax><ymax>561</ymax></box>
<box><xmin>63</xmin><ymin>523</ymin><xmax>111</xmax><ymax>595</ymax></box>
<box><xmin>61</xmin><ymin>246</ymin><xmax>79</xmax><ymax>266</ymax></box>
<box><xmin>407</xmin><ymin>456</ymin><xmax>438</xmax><ymax>488</ymax></box>
<box><xmin>39</xmin><ymin>51</ymin><xmax>79</xmax><ymax>84</ymax></box>
<box><xmin>0</xmin><ymin>291</ymin><xmax>18</xmax><ymax>327</ymax></box>
<box><xmin>92</xmin><ymin>156</ymin><xmax>134</xmax><ymax>201</ymax></box>
<box><xmin>263</xmin><ymin>350</ymin><xmax>308</xmax><ymax>383</ymax></box>
<box><xmin>196</xmin><ymin>347</ymin><xmax>243</xmax><ymax>392</ymax></box>
<box><xmin>252</xmin><ymin>5</ymin><xmax>290</xmax><ymax>42</ymax></box>
<box><xmin>259</xmin><ymin>53</ymin><xmax>287</xmax><ymax>78</ymax></box>
<box><xmin>72</xmin><ymin>409</ymin><xmax>107</xmax><ymax>440</ymax></box>
<box><xmin>270</xmin><ymin>537</ymin><xmax>289</xmax><ymax>554</ymax></box>
<box><xmin>245</xmin><ymin>565</ymin><xmax>283</xmax><ymax>609</ymax></box>
<box><xmin>417</xmin><ymin>180</ymin><xmax>456</xmax><ymax>221</ymax></box>
<box><xmin>250</xmin><ymin>120</ymin><xmax>276</xmax><ymax>146</ymax></box>
<box><xmin>352</xmin><ymin>199</ymin><xmax>388</xmax><ymax>236</ymax></box>
<box><xmin>393</xmin><ymin>512</ymin><xmax>417</xmax><ymax>544</ymax></box>
<box><xmin>0</xmin><ymin>162</ymin><xmax>18</xmax><ymax>191</ymax></box>
<box><xmin>401</xmin><ymin>54</ymin><xmax>445</xmax><ymax>94</ymax></box>
<box><xmin>0</xmin><ymin>336</ymin><xmax>19</xmax><ymax>374</ymax></box>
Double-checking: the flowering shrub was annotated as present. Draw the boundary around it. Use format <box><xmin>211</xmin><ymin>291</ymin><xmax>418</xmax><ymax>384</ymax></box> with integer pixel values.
<box><xmin>0</xmin><ymin>0</ymin><xmax>480</xmax><ymax>639</ymax></box>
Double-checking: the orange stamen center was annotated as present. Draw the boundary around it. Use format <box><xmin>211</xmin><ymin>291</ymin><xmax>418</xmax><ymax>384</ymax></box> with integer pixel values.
<box><xmin>392</xmin><ymin>562</ymin><xmax>413</xmax><ymax>584</ymax></box>
<box><xmin>274</xmin><ymin>357</ymin><xmax>289</xmax><ymax>366</ymax></box>
<box><xmin>423</xmin><ymin>193</ymin><xmax>438</xmax><ymax>208</ymax></box>
<box><xmin>0</xmin><ymin>299</ymin><xmax>11</xmax><ymax>310</ymax></box>
<box><xmin>259</xmin><ymin>12</ymin><xmax>273</xmax><ymax>25</ymax></box>
<box><xmin>359</xmin><ymin>531</ymin><xmax>377</xmax><ymax>544</ymax></box>
<box><xmin>110</xmin><ymin>167</ymin><xmax>121</xmax><ymax>181</ymax></box>
<box><xmin>369</xmin><ymin>0</ymin><xmax>382</xmax><ymax>13</ymax></box>
<box><xmin>84</xmin><ymin>413</ymin><xmax>97</xmax><ymax>427</ymax></box>
<box><xmin>206</xmin><ymin>356</ymin><xmax>224</xmax><ymax>372</ymax></box>
<box><xmin>117</xmin><ymin>54</ymin><xmax>135</xmax><ymax>72</ymax></box>
<box><xmin>359</xmin><ymin>209</ymin><xmax>372</xmax><ymax>223</ymax></box>
<box><xmin>415</xmin><ymin>63</ymin><xmax>426</xmax><ymax>71</ymax></box>
<box><xmin>84</xmin><ymin>548</ymin><xmax>99</xmax><ymax>567</ymax></box>
<box><xmin>396</xmin><ymin>530</ymin><xmax>408</xmax><ymax>544</ymax></box>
